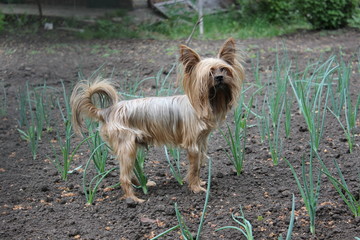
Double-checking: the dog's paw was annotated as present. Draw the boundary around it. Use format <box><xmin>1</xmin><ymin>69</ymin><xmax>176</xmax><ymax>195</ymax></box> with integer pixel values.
<box><xmin>189</xmin><ymin>184</ymin><xmax>206</xmax><ymax>193</ymax></box>
<box><xmin>121</xmin><ymin>195</ymin><xmax>146</xmax><ymax>204</ymax></box>
<box><xmin>146</xmin><ymin>180</ymin><xmax>156</xmax><ymax>187</ymax></box>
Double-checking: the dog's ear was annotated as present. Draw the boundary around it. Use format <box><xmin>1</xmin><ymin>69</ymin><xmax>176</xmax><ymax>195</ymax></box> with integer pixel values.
<box><xmin>218</xmin><ymin>38</ymin><xmax>236</xmax><ymax>66</ymax></box>
<box><xmin>179</xmin><ymin>45</ymin><xmax>201</xmax><ymax>74</ymax></box>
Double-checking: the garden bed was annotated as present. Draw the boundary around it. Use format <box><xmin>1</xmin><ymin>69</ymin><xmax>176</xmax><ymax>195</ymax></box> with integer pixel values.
<box><xmin>1</xmin><ymin>28</ymin><xmax>360</xmax><ymax>239</ymax></box>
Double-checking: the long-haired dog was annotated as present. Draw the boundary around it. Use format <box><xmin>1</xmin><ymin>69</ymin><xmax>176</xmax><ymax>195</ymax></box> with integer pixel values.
<box><xmin>70</xmin><ymin>38</ymin><xmax>244</xmax><ymax>203</ymax></box>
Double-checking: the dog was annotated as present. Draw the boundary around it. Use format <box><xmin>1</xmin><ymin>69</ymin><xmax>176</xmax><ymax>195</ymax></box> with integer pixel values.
<box><xmin>70</xmin><ymin>38</ymin><xmax>244</xmax><ymax>203</ymax></box>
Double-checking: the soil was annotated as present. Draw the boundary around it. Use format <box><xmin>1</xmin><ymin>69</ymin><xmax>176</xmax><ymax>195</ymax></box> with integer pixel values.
<box><xmin>1</xmin><ymin>28</ymin><xmax>360</xmax><ymax>240</ymax></box>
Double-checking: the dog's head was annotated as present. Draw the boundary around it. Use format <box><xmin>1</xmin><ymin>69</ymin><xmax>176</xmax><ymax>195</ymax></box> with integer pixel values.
<box><xmin>179</xmin><ymin>38</ymin><xmax>244</xmax><ymax>122</ymax></box>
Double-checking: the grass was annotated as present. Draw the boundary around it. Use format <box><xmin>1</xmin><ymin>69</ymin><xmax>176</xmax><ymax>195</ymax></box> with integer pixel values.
<box><xmin>139</xmin><ymin>12</ymin><xmax>310</xmax><ymax>40</ymax></box>
<box><xmin>0</xmin><ymin>8</ymin><xmax>307</xmax><ymax>40</ymax></box>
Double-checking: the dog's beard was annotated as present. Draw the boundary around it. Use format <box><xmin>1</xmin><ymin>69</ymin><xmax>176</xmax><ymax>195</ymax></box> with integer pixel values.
<box><xmin>209</xmin><ymin>83</ymin><xmax>232</xmax><ymax>116</ymax></box>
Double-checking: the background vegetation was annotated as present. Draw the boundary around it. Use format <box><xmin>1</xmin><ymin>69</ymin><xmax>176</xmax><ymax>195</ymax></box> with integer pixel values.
<box><xmin>1</xmin><ymin>0</ymin><xmax>359</xmax><ymax>39</ymax></box>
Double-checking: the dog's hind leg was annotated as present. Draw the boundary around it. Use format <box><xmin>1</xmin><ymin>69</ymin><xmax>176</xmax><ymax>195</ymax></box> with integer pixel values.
<box><xmin>113</xmin><ymin>134</ymin><xmax>145</xmax><ymax>203</ymax></box>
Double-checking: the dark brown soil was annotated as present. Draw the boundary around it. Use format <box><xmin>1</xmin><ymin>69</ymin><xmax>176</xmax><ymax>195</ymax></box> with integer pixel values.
<box><xmin>1</xmin><ymin>28</ymin><xmax>360</xmax><ymax>240</ymax></box>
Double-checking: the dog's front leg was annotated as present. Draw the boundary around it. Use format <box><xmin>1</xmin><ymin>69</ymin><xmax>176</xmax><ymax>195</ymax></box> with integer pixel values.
<box><xmin>186</xmin><ymin>150</ymin><xmax>206</xmax><ymax>193</ymax></box>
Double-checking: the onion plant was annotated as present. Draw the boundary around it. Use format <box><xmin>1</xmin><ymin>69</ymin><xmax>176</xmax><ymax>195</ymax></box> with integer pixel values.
<box><xmin>321</xmin><ymin>158</ymin><xmax>360</xmax><ymax>217</ymax></box>
<box><xmin>221</xmin><ymin>88</ymin><xmax>254</xmax><ymax>174</ymax></box>
<box><xmin>264</xmin><ymin>94</ymin><xmax>284</xmax><ymax>165</ymax></box>
<box><xmin>151</xmin><ymin>158</ymin><xmax>212</xmax><ymax>240</ymax></box>
<box><xmin>0</xmin><ymin>81</ymin><xmax>7</xmax><ymax>116</ymax></box>
<box><xmin>50</xmin><ymin>119</ymin><xmax>90</xmax><ymax>181</ymax></box>
<box><xmin>17</xmin><ymin>82</ymin><xmax>39</xmax><ymax>160</ymax></box>
<box><xmin>250</xmin><ymin>51</ymin><xmax>263</xmax><ymax>90</ymax></box>
<box><xmin>285</xmin><ymin>154</ymin><xmax>321</xmax><ymax>235</ymax></box>
<box><xmin>133</xmin><ymin>148</ymin><xmax>148</xmax><ymax>194</ymax></box>
<box><xmin>342</xmin><ymin>88</ymin><xmax>360</xmax><ymax>152</ymax></box>
<box><xmin>289</xmin><ymin>56</ymin><xmax>338</xmax><ymax>153</ymax></box>
<box><xmin>263</xmin><ymin>52</ymin><xmax>291</xmax><ymax>164</ymax></box>
<box><xmin>328</xmin><ymin>57</ymin><xmax>349</xmax><ymax>117</ymax></box>
<box><xmin>164</xmin><ymin>146</ymin><xmax>183</xmax><ymax>185</ymax></box>
<box><xmin>17</xmin><ymin>87</ymin><xmax>28</xmax><ymax>127</ymax></box>
<box><xmin>216</xmin><ymin>205</ymin><xmax>254</xmax><ymax>240</ymax></box>
<box><xmin>82</xmin><ymin>141</ymin><xmax>117</xmax><ymax>205</ymax></box>
<box><xmin>278</xmin><ymin>194</ymin><xmax>296</xmax><ymax>240</ymax></box>
<box><xmin>284</xmin><ymin>91</ymin><xmax>293</xmax><ymax>138</ymax></box>
<box><xmin>254</xmin><ymin>97</ymin><xmax>267</xmax><ymax>143</ymax></box>
<box><xmin>85</xmin><ymin>120</ymin><xmax>109</xmax><ymax>173</ymax></box>
<box><xmin>18</xmin><ymin>125</ymin><xmax>38</xmax><ymax>160</ymax></box>
<box><xmin>155</xmin><ymin>63</ymin><xmax>178</xmax><ymax>96</ymax></box>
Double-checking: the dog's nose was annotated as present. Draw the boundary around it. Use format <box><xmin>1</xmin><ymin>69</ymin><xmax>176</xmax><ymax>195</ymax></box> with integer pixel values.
<box><xmin>215</xmin><ymin>75</ymin><xmax>223</xmax><ymax>83</ymax></box>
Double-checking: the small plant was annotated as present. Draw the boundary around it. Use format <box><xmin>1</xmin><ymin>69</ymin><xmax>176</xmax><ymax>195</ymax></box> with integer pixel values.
<box><xmin>17</xmin><ymin>87</ymin><xmax>28</xmax><ymax>127</ymax></box>
<box><xmin>289</xmin><ymin>56</ymin><xmax>338</xmax><ymax>153</ymax></box>
<box><xmin>221</xmin><ymin>89</ymin><xmax>254</xmax><ymax>174</ymax></box>
<box><xmin>164</xmin><ymin>146</ymin><xmax>183</xmax><ymax>185</ymax></box>
<box><xmin>216</xmin><ymin>205</ymin><xmax>254</xmax><ymax>240</ymax></box>
<box><xmin>17</xmin><ymin>82</ymin><xmax>39</xmax><ymax>160</ymax></box>
<box><xmin>321</xmin><ymin>159</ymin><xmax>360</xmax><ymax>217</ymax></box>
<box><xmin>154</xmin><ymin>63</ymin><xmax>178</xmax><ymax>96</ymax></box>
<box><xmin>254</xmin><ymin>97</ymin><xmax>267</xmax><ymax>143</ymax></box>
<box><xmin>328</xmin><ymin>91</ymin><xmax>359</xmax><ymax>153</ymax></box>
<box><xmin>285</xmin><ymin>155</ymin><xmax>321</xmax><ymax>235</ymax></box>
<box><xmin>264</xmin><ymin>50</ymin><xmax>292</xmax><ymax>163</ymax></box>
<box><xmin>278</xmin><ymin>194</ymin><xmax>296</xmax><ymax>240</ymax></box>
<box><xmin>18</xmin><ymin>125</ymin><xmax>38</xmax><ymax>160</ymax></box>
<box><xmin>85</xmin><ymin>120</ymin><xmax>109</xmax><ymax>173</ymax></box>
<box><xmin>50</xmin><ymin>120</ymin><xmax>90</xmax><ymax>181</ymax></box>
<box><xmin>151</xmin><ymin>158</ymin><xmax>212</xmax><ymax>240</ymax></box>
<box><xmin>0</xmin><ymin>81</ymin><xmax>7</xmax><ymax>116</ymax></box>
<box><xmin>133</xmin><ymin>148</ymin><xmax>148</xmax><ymax>194</ymax></box>
<box><xmin>83</xmin><ymin>141</ymin><xmax>117</xmax><ymax>205</ymax></box>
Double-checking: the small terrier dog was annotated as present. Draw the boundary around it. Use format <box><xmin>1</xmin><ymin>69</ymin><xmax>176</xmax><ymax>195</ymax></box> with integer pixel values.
<box><xmin>70</xmin><ymin>38</ymin><xmax>244</xmax><ymax>203</ymax></box>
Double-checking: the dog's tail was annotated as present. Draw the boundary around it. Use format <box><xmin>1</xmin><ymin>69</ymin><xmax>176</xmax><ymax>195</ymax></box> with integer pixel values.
<box><xmin>70</xmin><ymin>78</ymin><xmax>118</xmax><ymax>135</ymax></box>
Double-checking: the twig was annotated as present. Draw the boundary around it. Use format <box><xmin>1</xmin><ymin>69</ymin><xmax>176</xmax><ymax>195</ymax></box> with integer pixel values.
<box><xmin>185</xmin><ymin>15</ymin><xmax>203</xmax><ymax>45</ymax></box>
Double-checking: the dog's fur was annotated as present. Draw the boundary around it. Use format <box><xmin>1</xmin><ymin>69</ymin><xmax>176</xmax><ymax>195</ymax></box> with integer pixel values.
<box><xmin>70</xmin><ymin>38</ymin><xmax>244</xmax><ymax>202</ymax></box>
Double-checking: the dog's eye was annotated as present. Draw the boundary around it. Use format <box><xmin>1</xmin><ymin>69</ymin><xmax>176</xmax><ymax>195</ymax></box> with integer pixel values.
<box><xmin>220</xmin><ymin>67</ymin><xmax>226</xmax><ymax>72</ymax></box>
